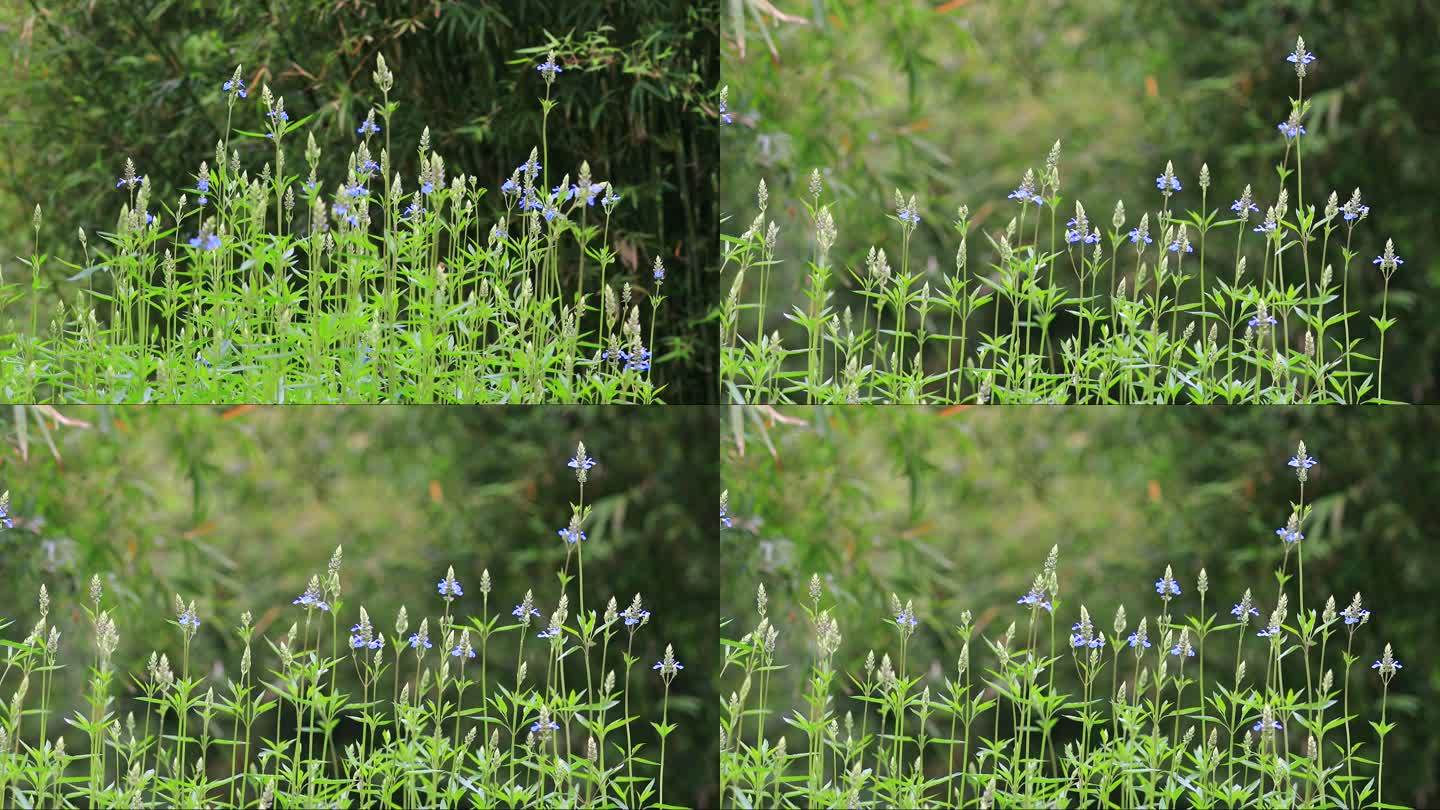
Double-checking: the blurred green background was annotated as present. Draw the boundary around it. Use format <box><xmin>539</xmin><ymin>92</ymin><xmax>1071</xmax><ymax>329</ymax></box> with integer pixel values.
<box><xmin>0</xmin><ymin>404</ymin><xmax>719</xmax><ymax>805</ymax></box>
<box><xmin>722</xmin><ymin>405</ymin><xmax>1440</xmax><ymax>806</ymax></box>
<box><xmin>722</xmin><ymin>0</ymin><xmax>1440</xmax><ymax>401</ymax></box>
<box><xmin>0</xmin><ymin>0</ymin><xmax>718</xmax><ymax>401</ymax></box>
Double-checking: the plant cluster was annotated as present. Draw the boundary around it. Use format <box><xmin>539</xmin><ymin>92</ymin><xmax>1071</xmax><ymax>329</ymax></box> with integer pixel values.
<box><xmin>720</xmin><ymin>441</ymin><xmax>1407</xmax><ymax>808</ymax></box>
<box><xmin>8</xmin><ymin>54</ymin><xmax>668</xmax><ymax>403</ymax></box>
<box><xmin>0</xmin><ymin>447</ymin><xmax>690</xmax><ymax>808</ymax></box>
<box><xmin>721</xmin><ymin>38</ymin><xmax>1407</xmax><ymax>404</ymax></box>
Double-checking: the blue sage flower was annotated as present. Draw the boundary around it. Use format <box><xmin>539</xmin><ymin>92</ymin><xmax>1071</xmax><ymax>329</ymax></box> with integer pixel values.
<box><xmin>1373</xmin><ymin>240</ymin><xmax>1404</xmax><ymax>273</ymax></box>
<box><xmin>188</xmin><ymin>233</ymin><xmax>223</xmax><ymax>252</ymax></box>
<box><xmin>537</xmin><ymin>52</ymin><xmax>562</xmax><ymax>82</ymax></box>
<box><xmin>1017</xmin><ymin>589</ymin><xmax>1052</xmax><ymax>613</ymax></box>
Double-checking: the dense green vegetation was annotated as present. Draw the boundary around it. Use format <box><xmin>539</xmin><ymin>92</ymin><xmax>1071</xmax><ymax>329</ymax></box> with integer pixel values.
<box><xmin>721</xmin><ymin>1</ymin><xmax>1438</xmax><ymax>402</ymax></box>
<box><xmin>0</xmin><ymin>405</ymin><xmax>720</xmax><ymax>806</ymax></box>
<box><xmin>722</xmin><ymin>406</ymin><xmax>1437</xmax><ymax>806</ymax></box>
<box><xmin>2</xmin><ymin>0</ymin><xmax>718</xmax><ymax>401</ymax></box>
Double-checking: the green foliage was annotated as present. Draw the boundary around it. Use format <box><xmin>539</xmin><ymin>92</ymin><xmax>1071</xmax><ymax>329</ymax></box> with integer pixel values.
<box><xmin>722</xmin><ymin>405</ymin><xmax>1436</xmax><ymax>806</ymax></box>
<box><xmin>722</xmin><ymin>0</ymin><xmax>1436</xmax><ymax>403</ymax></box>
<box><xmin>0</xmin><ymin>404</ymin><xmax>720</xmax><ymax>806</ymax></box>
<box><xmin>1</xmin><ymin>0</ymin><xmax>719</xmax><ymax>401</ymax></box>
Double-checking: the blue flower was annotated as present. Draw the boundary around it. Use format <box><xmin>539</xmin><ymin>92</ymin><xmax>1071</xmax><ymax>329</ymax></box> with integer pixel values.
<box><xmin>1249</xmin><ymin>314</ymin><xmax>1277</xmax><ymax>329</ymax></box>
<box><xmin>197</xmin><ymin>177</ymin><xmax>210</xmax><ymax>193</ymax></box>
<box><xmin>1254</xmin><ymin>219</ymin><xmax>1276</xmax><ymax>235</ymax></box>
<box><xmin>537</xmin><ymin>628</ymin><xmax>559</xmax><ymax>639</ymax></box>
<box><xmin>1231</xmin><ymin>199</ymin><xmax>1259</xmax><ymax>215</ymax></box>
<box><xmin>1287</xmin><ymin>49</ymin><xmax>1316</xmax><ymax>66</ymax></box>
<box><xmin>501</xmin><ymin>179</ymin><xmax>520</xmax><ymax>195</ymax></box>
<box><xmin>1232</xmin><ymin>603</ymin><xmax>1259</xmax><ymax>619</ymax></box>
<box><xmin>1126</xmin><ymin>632</ymin><xmax>1151</xmax><ymax>649</ymax></box>
<box><xmin>267</xmin><ymin>109</ymin><xmax>290</xmax><ymax>122</ymax></box>
<box><xmin>1168</xmin><ymin>240</ymin><xmax>1193</xmax><ymax>254</ymax></box>
<box><xmin>0</xmin><ymin>501</ymin><xmax>13</xmax><ymax>530</ymax></box>
<box><xmin>1127</xmin><ymin>228</ymin><xmax>1153</xmax><ymax>245</ymax></box>
<box><xmin>531</xmin><ymin>719</ymin><xmax>560</xmax><ymax>733</ymax></box>
<box><xmin>1277</xmin><ymin>121</ymin><xmax>1306</xmax><ymax>139</ymax></box>
<box><xmin>602</xmin><ymin>190</ymin><xmax>621</xmax><ymax>208</ymax></box>
<box><xmin>1070</xmin><ymin>625</ymin><xmax>1105</xmax><ymax>649</ymax></box>
<box><xmin>720</xmin><ymin>99</ymin><xmax>733</xmax><ymax>125</ymax></box>
<box><xmin>178</xmin><ymin>607</ymin><xmax>200</xmax><ymax>631</ymax></box>
<box><xmin>1288</xmin><ymin>454</ymin><xmax>1317</xmax><ymax>470</ymax></box>
<box><xmin>1065</xmin><ymin>219</ymin><xmax>1099</xmax><ymax>245</ymax></box>
<box><xmin>1371</xmin><ymin>657</ymin><xmax>1402</xmax><ymax>671</ymax></box>
<box><xmin>1155</xmin><ymin>578</ymin><xmax>1180</xmax><ymax>597</ymax></box>
<box><xmin>557</xmin><ymin>526</ymin><xmax>585</xmax><ymax>544</ymax></box>
<box><xmin>1275</xmin><ymin>526</ymin><xmax>1303</xmax><ymax>544</ymax></box>
<box><xmin>1372</xmin><ymin>251</ymin><xmax>1404</xmax><ymax>271</ymax></box>
<box><xmin>1007</xmin><ymin>188</ymin><xmax>1044</xmax><ymax>206</ymax></box>
<box><xmin>403</xmin><ymin>202</ymin><xmax>424</xmax><ymax>219</ymax></box>
<box><xmin>513</xmin><ymin>604</ymin><xmax>541</xmax><ymax>620</ymax></box>
<box><xmin>1017</xmin><ymin>589</ymin><xmax>1052</xmax><ymax>613</ymax></box>
<box><xmin>223</xmin><ymin>78</ymin><xmax>247</xmax><ymax>98</ymax></box>
<box><xmin>437</xmin><ymin>579</ymin><xmax>463</xmax><ymax>598</ymax></box>
<box><xmin>451</xmin><ymin>644</ymin><xmax>476</xmax><ymax>659</ymax></box>
<box><xmin>1342</xmin><ymin>608</ymin><xmax>1370</xmax><ymax>626</ymax></box>
<box><xmin>1253</xmin><ymin>718</ymin><xmax>1283</xmax><ymax>732</ymax></box>
<box><xmin>357</xmin><ymin>118</ymin><xmax>381</xmax><ymax>136</ymax></box>
<box><xmin>188</xmin><ymin>233</ymin><xmax>223</xmax><ymax>251</ymax></box>
<box><xmin>622</xmin><ymin>608</ymin><xmax>650</xmax><ymax>627</ymax></box>
<box><xmin>1155</xmin><ymin>174</ymin><xmax>1181</xmax><ymax>193</ymax></box>
<box><xmin>625</xmin><ymin>348</ymin><xmax>652</xmax><ymax>372</ymax></box>
<box><xmin>898</xmin><ymin>208</ymin><xmax>920</xmax><ymax>225</ymax></box>
<box><xmin>350</xmin><ymin>633</ymin><xmax>383</xmax><ymax>650</ymax></box>
<box><xmin>341</xmin><ymin>183</ymin><xmax>368</xmax><ymax>199</ymax></box>
<box><xmin>1170</xmin><ymin>643</ymin><xmax>1196</xmax><ymax>657</ymax></box>
<box><xmin>894</xmin><ymin>607</ymin><xmax>918</xmax><ymax>630</ymax></box>
<box><xmin>407</xmin><ymin>633</ymin><xmax>432</xmax><ymax>650</ymax></box>
<box><xmin>537</xmin><ymin>59</ymin><xmax>562</xmax><ymax>80</ymax></box>
<box><xmin>1256</xmin><ymin>627</ymin><xmax>1277</xmax><ymax>638</ymax></box>
<box><xmin>568</xmin><ymin>452</ymin><xmax>597</xmax><ymax>472</ymax></box>
<box><xmin>292</xmin><ymin>591</ymin><xmax>330</xmax><ymax>612</ymax></box>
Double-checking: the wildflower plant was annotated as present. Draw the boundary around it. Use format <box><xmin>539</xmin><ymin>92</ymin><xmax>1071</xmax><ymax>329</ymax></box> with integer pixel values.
<box><xmin>722</xmin><ymin>36</ymin><xmax>1408</xmax><ymax>404</ymax></box>
<box><xmin>7</xmin><ymin>54</ymin><xmax>669</xmax><ymax>403</ymax></box>
<box><xmin>720</xmin><ymin>438</ymin><xmax>1406</xmax><ymax>807</ymax></box>
<box><xmin>0</xmin><ymin>441</ymin><xmax>689</xmax><ymax>807</ymax></box>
